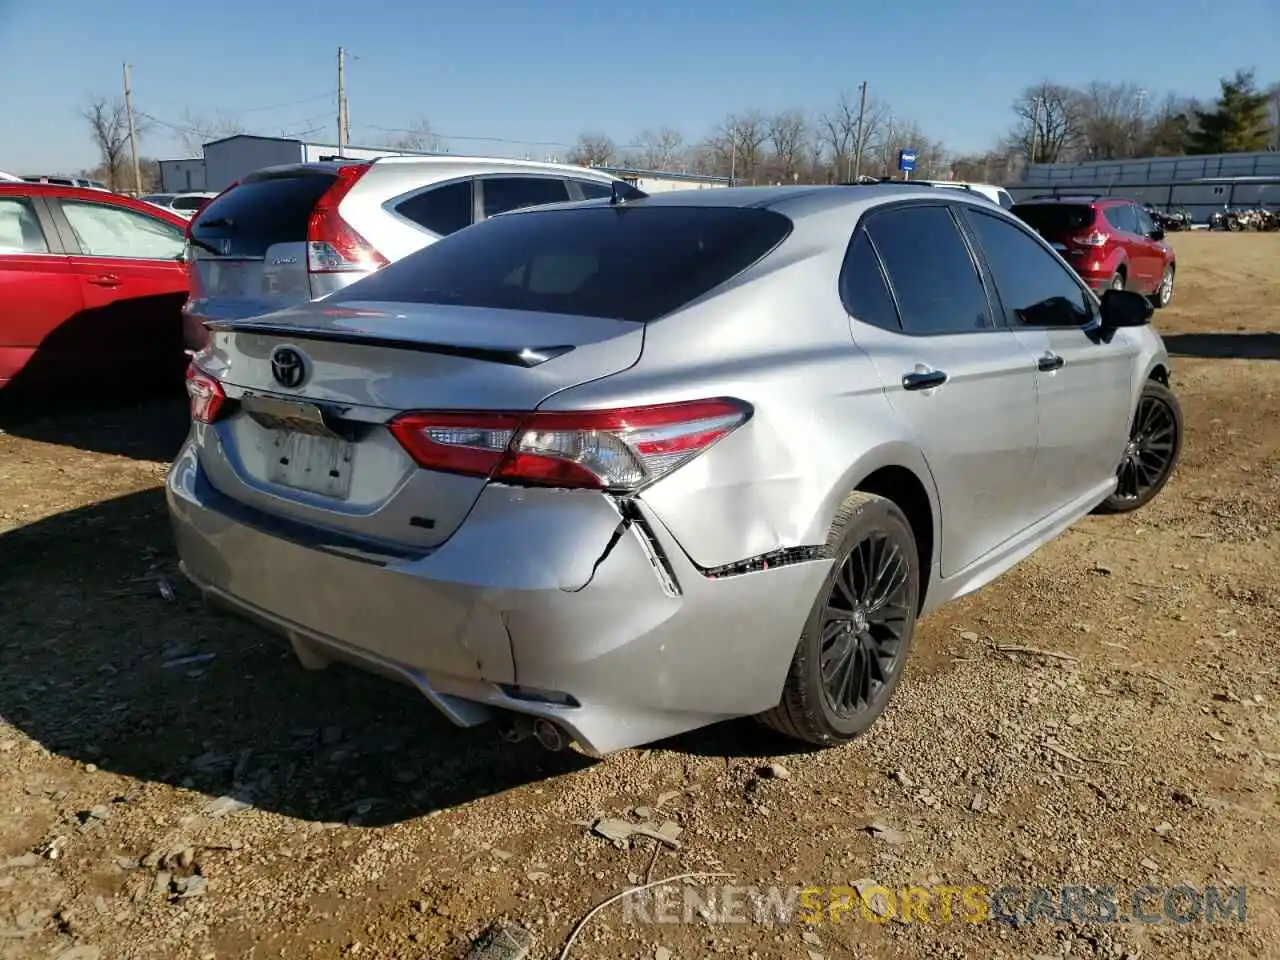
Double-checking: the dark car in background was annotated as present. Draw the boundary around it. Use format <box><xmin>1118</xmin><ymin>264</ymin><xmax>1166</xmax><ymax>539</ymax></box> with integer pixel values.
<box><xmin>1010</xmin><ymin>195</ymin><xmax>1176</xmax><ymax>308</ymax></box>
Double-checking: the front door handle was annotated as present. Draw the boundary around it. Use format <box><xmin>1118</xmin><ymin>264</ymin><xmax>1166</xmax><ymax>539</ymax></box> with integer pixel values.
<box><xmin>87</xmin><ymin>274</ymin><xmax>121</xmax><ymax>288</ymax></box>
<box><xmin>902</xmin><ymin>369</ymin><xmax>948</xmax><ymax>391</ymax></box>
<box><xmin>1037</xmin><ymin>352</ymin><xmax>1065</xmax><ymax>372</ymax></box>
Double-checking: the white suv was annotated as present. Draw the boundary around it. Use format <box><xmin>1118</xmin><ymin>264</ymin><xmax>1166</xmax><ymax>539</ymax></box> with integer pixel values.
<box><xmin>182</xmin><ymin>156</ymin><xmax>640</xmax><ymax>351</ymax></box>
<box><xmin>915</xmin><ymin>180</ymin><xmax>1016</xmax><ymax>209</ymax></box>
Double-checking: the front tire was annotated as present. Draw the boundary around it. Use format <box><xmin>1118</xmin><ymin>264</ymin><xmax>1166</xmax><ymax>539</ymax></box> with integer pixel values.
<box><xmin>1149</xmin><ymin>265</ymin><xmax>1174</xmax><ymax>309</ymax></box>
<box><xmin>757</xmin><ymin>492</ymin><xmax>920</xmax><ymax>745</ymax></box>
<box><xmin>1096</xmin><ymin>380</ymin><xmax>1183</xmax><ymax>514</ymax></box>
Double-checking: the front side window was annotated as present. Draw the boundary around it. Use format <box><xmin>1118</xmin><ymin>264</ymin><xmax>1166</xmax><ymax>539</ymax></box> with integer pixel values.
<box><xmin>966</xmin><ymin>209</ymin><xmax>1093</xmax><ymax>328</ymax></box>
<box><xmin>863</xmin><ymin>204</ymin><xmax>991</xmax><ymax>335</ymax></box>
<box><xmin>0</xmin><ymin>197</ymin><xmax>50</xmax><ymax>254</ymax></box>
<box><xmin>60</xmin><ymin>200</ymin><xmax>185</xmax><ymax>259</ymax></box>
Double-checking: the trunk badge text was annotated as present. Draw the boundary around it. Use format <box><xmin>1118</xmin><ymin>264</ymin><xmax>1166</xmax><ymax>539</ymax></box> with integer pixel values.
<box><xmin>270</xmin><ymin>347</ymin><xmax>308</xmax><ymax>389</ymax></box>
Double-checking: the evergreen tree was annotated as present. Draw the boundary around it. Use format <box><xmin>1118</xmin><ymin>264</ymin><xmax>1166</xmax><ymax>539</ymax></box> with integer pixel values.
<box><xmin>1186</xmin><ymin>69</ymin><xmax>1272</xmax><ymax>154</ymax></box>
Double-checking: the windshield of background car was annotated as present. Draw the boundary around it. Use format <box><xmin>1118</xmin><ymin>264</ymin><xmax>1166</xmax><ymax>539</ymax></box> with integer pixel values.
<box><xmin>1010</xmin><ymin>203</ymin><xmax>1095</xmax><ymax>236</ymax></box>
<box><xmin>334</xmin><ymin>205</ymin><xmax>794</xmax><ymax>323</ymax></box>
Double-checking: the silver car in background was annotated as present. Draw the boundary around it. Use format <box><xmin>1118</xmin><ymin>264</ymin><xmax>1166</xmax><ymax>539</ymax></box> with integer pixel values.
<box><xmin>168</xmin><ymin>184</ymin><xmax>1182</xmax><ymax>756</ymax></box>
<box><xmin>181</xmin><ymin>156</ymin><xmax>641</xmax><ymax>352</ymax></box>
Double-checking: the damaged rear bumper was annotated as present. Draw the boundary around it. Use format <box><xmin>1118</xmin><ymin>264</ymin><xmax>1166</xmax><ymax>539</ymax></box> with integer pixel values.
<box><xmin>165</xmin><ymin>439</ymin><xmax>831</xmax><ymax>756</ymax></box>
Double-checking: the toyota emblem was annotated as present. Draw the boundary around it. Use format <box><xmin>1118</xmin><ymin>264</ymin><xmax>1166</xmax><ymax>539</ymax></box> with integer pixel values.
<box><xmin>270</xmin><ymin>346</ymin><xmax>307</xmax><ymax>389</ymax></box>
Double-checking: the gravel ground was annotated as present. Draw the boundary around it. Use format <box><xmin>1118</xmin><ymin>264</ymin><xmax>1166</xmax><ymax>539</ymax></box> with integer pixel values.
<box><xmin>1</xmin><ymin>232</ymin><xmax>1277</xmax><ymax>960</ymax></box>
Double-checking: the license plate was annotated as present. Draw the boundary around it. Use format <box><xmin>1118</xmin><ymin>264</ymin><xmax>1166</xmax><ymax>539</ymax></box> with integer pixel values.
<box><xmin>266</xmin><ymin>430</ymin><xmax>354</xmax><ymax>499</ymax></box>
<box><xmin>207</xmin><ymin>260</ymin><xmax>255</xmax><ymax>297</ymax></box>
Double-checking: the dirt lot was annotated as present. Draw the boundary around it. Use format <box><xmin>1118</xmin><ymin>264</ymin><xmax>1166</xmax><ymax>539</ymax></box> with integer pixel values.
<box><xmin>1</xmin><ymin>232</ymin><xmax>1277</xmax><ymax>960</ymax></box>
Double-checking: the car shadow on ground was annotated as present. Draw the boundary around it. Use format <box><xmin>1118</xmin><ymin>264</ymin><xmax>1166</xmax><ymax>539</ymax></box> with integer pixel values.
<box><xmin>1163</xmin><ymin>332</ymin><xmax>1280</xmax><ymax>361</ymax></box>
<box><xmin>0</xmin><ymin>391</ymin><xmax>190</xmax><ymax>462</ymax></box>
<box><xmin>0</xmin><ymin>487</ymin><xmax>596</xmax><ymax>827</ymax></box>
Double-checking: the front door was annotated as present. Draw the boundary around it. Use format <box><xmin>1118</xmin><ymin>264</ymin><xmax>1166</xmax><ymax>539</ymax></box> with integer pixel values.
<box><xmin>961</xmin><ymin>206</ymin><xmax>1136</xmax><ymax>512</ymax></box>
<box><xmin>844</xmin><ymin>202</ymin><xmax>1041</xmax><ymax>578</ymax></box>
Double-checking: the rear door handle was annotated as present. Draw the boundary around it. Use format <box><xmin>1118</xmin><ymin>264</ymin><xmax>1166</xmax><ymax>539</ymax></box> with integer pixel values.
<box><xmin>902</xmin><ymin>369</ymin><xmax>948</xmax><ymax>391</ymax></box>
<box><xmin>1037</xmin><ymin>353</ymin><xmax>1065</xmax><ymax>372</ymax></box>
<box><xmin>88</xmin><ymin>274</ymin><xmax>121</xmax><ymax>288</ymax></box>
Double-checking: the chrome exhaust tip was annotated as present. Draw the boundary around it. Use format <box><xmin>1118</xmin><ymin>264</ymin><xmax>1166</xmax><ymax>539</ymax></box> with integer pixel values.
<box><xmin>532</xmin><ymin>718</ymin><xmax>567</xmax><ymax>752</ymax></box>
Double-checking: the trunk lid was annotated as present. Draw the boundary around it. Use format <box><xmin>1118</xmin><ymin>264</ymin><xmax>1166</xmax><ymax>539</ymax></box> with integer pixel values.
<box><xmin>194</xmin><ymin>300</ymin><xmax>644</xmax><ymax>550</ymax></box>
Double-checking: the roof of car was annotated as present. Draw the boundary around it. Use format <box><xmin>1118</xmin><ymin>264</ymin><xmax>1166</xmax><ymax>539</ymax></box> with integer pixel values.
<box><xmin>1012</xmin><ymin>194</ymin><xmax>1133</xmax><ymax>206</ymax></box>
<box><xmin>506</xmin><ymin>182</ymin><xmax>994</xmax><ymax>220</ymax></box>
<box><xmin>0</xmin><ymin>181</ymin><xmax>190</xmax><ymax>222</ymax></box>
<box><xmin>241</xmin><ymin>155</ymin><xmax>622</xmax><ymax>184</ymax></box>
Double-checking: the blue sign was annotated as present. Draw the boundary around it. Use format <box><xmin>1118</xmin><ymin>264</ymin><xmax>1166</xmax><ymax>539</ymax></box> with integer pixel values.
<box><xmin>898</xmin><ymin>149</ymin><xmax>917</xmax><ymax>173</ymax></box>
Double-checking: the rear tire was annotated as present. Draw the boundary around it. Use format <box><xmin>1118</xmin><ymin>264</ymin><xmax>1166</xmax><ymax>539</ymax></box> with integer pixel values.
<box><xmin>1109</xmin><ymin>270</ymin><xmax>1126</xmax><ymax>292</ymax></box>
<box><xmin>1095</xmin><ymin>380</ymin><xmax>1183</xmax><ymax>514</ymax></box>
<box><xmin>757</xmin><ymin>492</ymin><xmax>920</xmax><ymax>745</ymax></box>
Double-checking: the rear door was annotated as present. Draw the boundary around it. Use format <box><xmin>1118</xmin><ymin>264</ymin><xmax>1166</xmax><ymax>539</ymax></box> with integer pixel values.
<box><xmin>49</xmin><ymin>195</ymin><xmax>189</xmax><ymax>377</ymax></box>
<box><xmin>961</xmin><ymin>206</ymin><xmax>1135</xmax><ymax>511</ymax></box>
<box><xmin>186</xmin><ymin>170</ymin><xmax>338</xmax><ymax>332</ymax></box>
<box><xmin>1102</xmin><ymin>204</ymin><xmax>1149</xmax><ymax>288</ymax></box>
<box><xmin>842</xmin><ymin>202</ymin><xmax>1041</xmax><ymax>576</ymax></box>
<box><xmin>1130</xmin><ymin>205</ymin><xmax>1166</xmax><ymax>292</ymax></box>
<box><xmin>0</xmin><ymin>192</ymin><xmax>83</xmax><ymax>387</ymax></box>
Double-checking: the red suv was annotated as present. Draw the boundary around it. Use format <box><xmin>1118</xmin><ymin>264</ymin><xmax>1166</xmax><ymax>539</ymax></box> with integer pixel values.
<box><xmin>0</xmin><ymin>182</ymin><xmax>190</xmax><ymax>393</ymax></box>
<box><xmin>1010</xmin><ymin>196</ymin><xmax>1176</xmax><ymax>308</ymax></box>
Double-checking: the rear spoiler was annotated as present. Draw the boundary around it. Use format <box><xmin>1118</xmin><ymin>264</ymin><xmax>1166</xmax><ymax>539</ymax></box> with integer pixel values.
<box><xmin>203</xmin><ymin>318</ymin><xmax>575</xmax><ymax>369</ymax></box>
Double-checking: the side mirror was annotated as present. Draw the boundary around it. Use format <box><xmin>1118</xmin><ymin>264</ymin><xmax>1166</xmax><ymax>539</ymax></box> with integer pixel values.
<box><xmin>1098</xmin><ymin>288</ymin><xmax>1153</xmax><ymax>329</ymax></box>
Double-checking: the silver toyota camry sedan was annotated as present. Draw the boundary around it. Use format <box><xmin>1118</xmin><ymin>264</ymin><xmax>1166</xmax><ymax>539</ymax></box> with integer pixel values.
<box><xmin>167</xmin><ymin>183</ymin><xmax>1182</xmax><ymax>757</ymax></box>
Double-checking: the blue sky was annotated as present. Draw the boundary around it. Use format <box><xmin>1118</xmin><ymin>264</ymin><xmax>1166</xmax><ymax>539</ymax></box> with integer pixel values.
<box><xmin>1</xmin><ymin>0</ymin><xmax>1276</xmax><ymax>174</ymax></box>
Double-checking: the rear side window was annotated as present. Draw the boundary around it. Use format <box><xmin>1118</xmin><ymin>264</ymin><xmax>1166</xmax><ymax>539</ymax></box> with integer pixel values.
<box><xmin>0</xmin><ymin>197</ymin><xmax>49</xmax><ymax>253</ymax></box>
<box><xmin>395</xmin><ymin>180</ymin><xmax>473</xmax><ymax>236</ymax></box>
<box><xmin>335</xmin><ymin>205</ymin><xmax>792</xmax><ymax>323</ymax></box>
<box><xmin>480</xmin><ymin>177</ymin><xmax>571</xmax><ymax>219</ymax></box>
<box><xmin>191</xmin><ymin>173</ymin><xmax>336</xmax><ymax>257</ymax></box>
<box><xmin>997</xmin><ymin>190</ymin><xmax>1015</xmax><ymax>209</ymax></box>
<box><xmin>60</xmin><ymin>200</ymin><xmax>185</xmax><ymax>259</ymax></box>
<box><xmin>171</xmin><ymin>196</ymin><xmax>208</xmax><ymax>212</ymax></box>
<box><xmin>839</xmin><ymin>230</ymin><xmax>900</xmax><ymax>330</ymax></box>
<box><xmin>1010</xmin><ymin>203</ymin><xmax>1096</xmax><ymax>236</ymax></box>
<box><xmin>864</xmin><ymin>205</ymin><xmax>991</xmax><ymax>335</ymax></box>
<box><xmin>1104</xmin><ymin>205</ymin><xmax>1138</xmax><ymax>234</ymax></box>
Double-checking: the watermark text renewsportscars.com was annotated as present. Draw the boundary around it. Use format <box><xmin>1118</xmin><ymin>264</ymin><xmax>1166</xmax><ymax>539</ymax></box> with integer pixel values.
<box><xmin>621</xmin><ymin>883</ymin><xmax>1249</xmax><ymax>926</ymax></box>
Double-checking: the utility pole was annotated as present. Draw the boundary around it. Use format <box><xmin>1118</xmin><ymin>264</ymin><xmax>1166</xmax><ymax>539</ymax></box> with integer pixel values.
<box><xmin>122</xmin><ymin>63</ymin><xmax>142</xmax><ymax>195</ymax></box>
<box><xmin>1030</xmin><ymin>96</ymin><xmax>1043</xmax><ymax>165</ymax></box>
<box><xmin>852</xmin><ymin>80</ymin><xmax>868</xmax><ymax>181</ymax></box>
<box><xmin>337</xmin><ymin>47</ymin><xmax>348</xmax><ymax>156</ymax></box>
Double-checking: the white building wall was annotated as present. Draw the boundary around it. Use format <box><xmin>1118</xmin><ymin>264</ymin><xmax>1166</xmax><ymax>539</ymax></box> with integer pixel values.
<box><xmin>157</xmin><ymin>158</ymin><xmax>207</xmax><ymax>192</ymax></box>
<box><xmin>202</xmin><ymin>136</ymin><xmax>304</xmax><ymax>191</ymax></box>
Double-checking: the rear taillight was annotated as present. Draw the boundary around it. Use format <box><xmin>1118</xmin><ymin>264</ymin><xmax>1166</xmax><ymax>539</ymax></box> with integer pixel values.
<box><xmin>186</xmin><ymin>363</ymin><xmax>226</xmax><ymax>424</ymax></box>
<box><xmin>388</xmin><ymin>399</ymin><xmax>751</xmax><ymax>491</ymax></box>
<box><xmin>306</xmin><ymin>164</ymin><xmax>388</xmax><ymax>274</ymax></box>
<box><xmin>1072</xmin><ymin>230</ymin><xmax>1108</xmax><ymax>247</ymax></box>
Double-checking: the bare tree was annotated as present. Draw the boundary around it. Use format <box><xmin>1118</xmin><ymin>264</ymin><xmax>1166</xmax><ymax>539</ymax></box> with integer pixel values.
<box><xmin>631</xmin><ymin>126</ymin><xmax>685</xmax><ymax>171</ymax></box>
<box><xmin>708</xmin><ymin>111</ymin><xmax>769</xmax><ymax>183</ymax></box>
<box><xmin>567</xmin><ymin>132</ymin><xmax>617</xmax><ymax>168</ymax></box>
<box><xmin>1074</xmin><ymin>82</ymin><xmax>1152</xmax><ymax>160</ymax></box>
<box><xmin>766</xmin><ymin>109</ymin><xmax>809</xmax><ymax>182</ymax></box>
<box><xmin>383</xmin><ymin>118</ymin><xmax>439</xmax><ymax>153</ymax></box>
<box><xmin>1009</xmin><ymin>82</ymin><xmax>1083</xmax><ymax>163</ymax></box>
<box><xmin>175</xmin><ymin>109</ymin><xmax>245</xmax><ymax>154</ymax></box>
<box><xmin>81</xmin><ymin>97</ymin><xmax>134</xmax><ymax>191</ymax></box>
<box><xmin>818</xmin><ymin>91</ymin><xmax>888</xmax><ymax>181</ymax></box>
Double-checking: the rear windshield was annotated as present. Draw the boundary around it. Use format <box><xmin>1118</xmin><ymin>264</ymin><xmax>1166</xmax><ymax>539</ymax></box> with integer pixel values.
<box><xmin>1010</xmin><ymin>203</ymin><xmax>1095</xmax><ymax>235</ymax></box>
<box><xmin>191</xmin><ymin>173</ymin><xmax>335</xmax><ymax>257</ymax></box>
<box><xmin>335</xmin><ymin>205</ymin><xmax>793</xmax><ymax>323</ymax></box>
